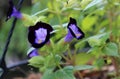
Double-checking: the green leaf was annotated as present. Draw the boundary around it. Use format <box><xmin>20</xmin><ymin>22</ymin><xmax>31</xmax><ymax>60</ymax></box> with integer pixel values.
<box><xmin>88</xmin><ymin>32</ymin><xmax>110</xmax><ymax>47</ymax></box>
<box><xmin>42</xmin><ymin>69</ymin><xmax>55</xmax><ymax>79</ymax></box>
<box><xmin>55</xmin><ymin>66</ymin><xmax>75</xmax><ymax>79</ymax></box>
<box><xmin>42</xmin><ymin>66</ymin><xmax>75</xmax><ymax>79</ymax></box>
<box><xmin>74</xmin><ymin>65</ymin><xmax>94</xmax><ymax>71</ymax></box>
<box><xmin>87</xmin><ymin>47</ymin><xmax>102</xmax><ymax>58</ymax></box>
<box><xmin>80</xmin><ymin>0</ymin><xmax>92</xmax><ymax>9</ymax></box>
<box><xmin>31</xmin><ymin>8</ymin><xmax>48</xmax><ymax>17</ymax></box>
<box><xmin>102</xmin><ymin>42</ymin><xmax>119</xmax><ymax>56</ymax></box>
<box><xmin>88</xmin><ymin>38</ymin><xmax>102</xmax><ymax>47</ymax></box>
<box><xmin>31</xmin><ymin>2</ymin><xmax>41</xmax><ymax>14</ymax></box>
<box><xmin>55</xmin><ymin>55</ymin><xmax>62</xmax><ymax>62</ymax></box>
<box><xmin>22</xmin><ymin>14</ymin><xmax>36</xmax><ymax>26</ymax></box>
<box><xmin>29</xmin><ymin>56</ymin><xmax>45</xmax><ymax>68</ymax></box>
<box><xmin>75</xmin><ymin>53</ymin><xmax>95</xmax><ymax>65</ymax></box>
<box><xmin>99</xmin><ymin>32</ymin><xmax>110</xmax><ymax>43</ymax></box>
<box><xmin>51</xmin><ymin>38</ymin><xmax>69</xmax><ymax>54</ymax></box>
<box><xmin>44</xmin><ymin>54</ymin><xmax>55</xmax><ymax>68</ymax></box>
<box><xmin>40</xmin><ymin>66</ymin><xmax>47</xmax><ymax>72</ymax></box>
<box><xmin>75</xmin><ymin>39</ymin><xmax>87</xmax><ymax>50</ymax></box>
<box><xmin>83</xmin><ymin>0</ymin><xmax>103</xmax><ymax>11</ymax></box>
<box><xmin>94</xmin><ymin>58</ymin><xmax>105</xmax><ymax>69</ymax></box>
<box><xmin>82</xmin><ymin>16</ymin><xmax>97</xmax><ymax>31</ymax></box>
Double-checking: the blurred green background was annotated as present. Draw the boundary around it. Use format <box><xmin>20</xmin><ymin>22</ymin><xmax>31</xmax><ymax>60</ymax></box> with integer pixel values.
<box><xmin>0</xmin><ymin>0</ymin><xmax>120</xmax><ymax>68</ymax></box>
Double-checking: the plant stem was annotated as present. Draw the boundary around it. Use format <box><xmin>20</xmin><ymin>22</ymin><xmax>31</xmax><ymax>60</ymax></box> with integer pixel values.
<box><xmin>0</xmin><ymin>0</ymin><xmax>24</xmax><ymax>78</ymax></box>
<box><xmin>61</xmin><ymin>55</ymin><xmax>70</xmax><ymax>62</ymax></box>
<box><xmin>1</xmin><ymin>18</ymin><xmax>17</xmax><ymax>67</ymax></box>
<box><xmin>68</xmin><ymin>47</ymin><xmax>72</xmax><ymax>60</ymax></box>
<box><xmin>2</xmin><ymin>0</ymin><xmax>24</xmax><ymax>66</ymax></box>
<box><xmin>31</xmin><ymin>8</ymin><xmax>48</xmax><ymax>17</ymax></box>
<box><xmin>77</xmin><ymin>71</ymin><xmax>84</xmax><ymax>79</ymax></box>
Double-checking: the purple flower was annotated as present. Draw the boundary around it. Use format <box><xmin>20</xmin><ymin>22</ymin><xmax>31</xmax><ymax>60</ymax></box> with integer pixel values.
<box><xmin>28</xmin><ymin>22</ymin><xmax>53</xmax><ymax>48</ymax></box>
<box><xmin>6</xmin><ymin>0</ymin><xmax>22</xmax><ymax>21</ymax></box>
<box><xmin>64</xmin><ymin>17</ymin><xmax>84</xmax><ymax>42</ymax></box>
<box><xmin>27</xmin><ymin>48</ymin><xmax>39</xmax><ymax>58</ymax></box>
<box><xmin>64</xmin><ymin>30</ymin><xmax>74</xmax><ymax>42</ymax></box>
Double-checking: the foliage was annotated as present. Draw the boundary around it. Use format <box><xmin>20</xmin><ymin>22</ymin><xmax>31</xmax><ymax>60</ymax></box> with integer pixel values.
<box><xmin>27</xmin><ymin>0</ymin><xmax>120</xmax><ymax>78</ymax></box>
<box><xmin>1</xmin><ymin>0</ymin><xmax>120</xmax><ymax>78</ymax></box>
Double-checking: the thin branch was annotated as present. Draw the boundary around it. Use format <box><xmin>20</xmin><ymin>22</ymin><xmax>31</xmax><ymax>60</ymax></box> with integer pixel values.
<box><xmin>1</xmin><ymin>0</ymin><xmax>24</xmax><ymax>69</ymax></box>
<box><xmin>7</xmin><ymin>60</ymin><xmax>28</xmax><ymax>69</ymax></box>
<box><xmin>0</xmin><ymin>0</ymin><xmax>24</xmax><ymax>78</ymax></box>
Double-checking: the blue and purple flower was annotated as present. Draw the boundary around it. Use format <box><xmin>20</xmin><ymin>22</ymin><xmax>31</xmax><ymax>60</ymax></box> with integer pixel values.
<box><xmin>64</xmin><ymin>17</ymin><xmax>85</xmax><ymax>42</ymax></box>
<box><xmin>28</xmin><ymin>22</ymin><xmax>53</xmax><ymax>48</ymax></box>
<box><xmin>27</xmin><ymin>47</ymin><xmax>39</xmax><ymax>58</ymax></box>
<box><xmin>6</xmin><ymin>0</ymin><xmax>22</xmax><ymax>21</ymax></box>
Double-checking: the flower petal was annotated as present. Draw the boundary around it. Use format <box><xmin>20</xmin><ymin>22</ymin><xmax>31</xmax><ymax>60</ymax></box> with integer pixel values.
<box><xmin>64</xmin><ymin>30</ymin><xmax>74</xmax><ymax>42</ymax></box>
<box><xmin>11</xmin><ymin>7</ymin><xmax>22</xmax><ymax>19</ymax></box>
<box><xmin>35</xmin><ymin>28</ymin><xmax>47</xmax><ymax>44</ymax></box>
<box><xmin>68</xmin><ymin>17</ymin><xmax>84</xmax><ymax>39</ymax></box>
<box><xmin>35</xmin><ymin>22</ymin><xmax>53</xmax><ymax>32</ymax></box>
<box><xmin>28</xmin><ymin>22</ymin><xmax>53</xmax><ymax>48</ymax></box>
<box><xmin>6</xmin><ymin>0</ymin><xmax>22</xmax><ymax>21</ymax></box>
<box><xmin>27</xmin><ymin>48</ymin><xmax>39</xmax><ymax>58</ymax></box>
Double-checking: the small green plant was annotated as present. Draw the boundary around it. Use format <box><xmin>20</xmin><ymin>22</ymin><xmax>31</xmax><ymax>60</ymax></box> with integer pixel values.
<box><xmin>1</xmin><ymin>0</ymin><xmax>120</xmax><ymax>79</ymax></box>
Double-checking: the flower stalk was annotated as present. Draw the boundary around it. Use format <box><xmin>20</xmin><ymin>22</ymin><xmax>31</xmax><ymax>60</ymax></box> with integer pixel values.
<box><xmin>0</xmin><ymin>0</ymin><xmax>24</xmax><ymax>78</ymax></box>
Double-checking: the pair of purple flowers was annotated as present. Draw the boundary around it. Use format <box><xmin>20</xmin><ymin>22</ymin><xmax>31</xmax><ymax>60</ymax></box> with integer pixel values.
<box><xmin>28</xmin><ymin>18</ymin><xmax>85</xmax><ymax>48</ymax></box>
<box><xmin>27</xmin><ymin>18</ymin><xmax>84</xmax><ymax>58</ymax></box>
<box><xmin>6</xmin><ymin>0</ymin><xmax>85</xmax><ymax>58</ymax></box>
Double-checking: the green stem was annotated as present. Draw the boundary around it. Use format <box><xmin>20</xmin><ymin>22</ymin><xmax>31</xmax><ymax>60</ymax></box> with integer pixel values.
<box><xmin>61</xmin><ymin>55</ymin><xmax>70</xmax><ymax>62</ymax></box>
<box><xmin>31</xmin><ymin>8</ymin><xmax>48</xmax><ymax>17</ymax></box>
<box><xmin>68</xmin><ymin>47</ymin><xmax>72</xmax><ymax>60</ymax></box>
<box><xmin>57</xmin><ymin>13</ymin><xmax>62</xmax><ymax>27</ymax></box>
<box><xmin>52</xmin><ymin>52</ymin><xmax>62</xmax><ymax>70</ymax></box>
